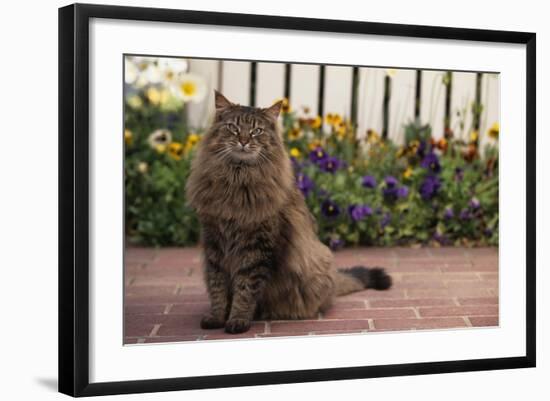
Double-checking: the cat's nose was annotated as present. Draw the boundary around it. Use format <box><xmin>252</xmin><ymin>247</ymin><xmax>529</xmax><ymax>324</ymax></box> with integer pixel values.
<box><xmin>238</xmin><ymin>138</ymin><xmax>249</xmax><ymax>147</ymax></box>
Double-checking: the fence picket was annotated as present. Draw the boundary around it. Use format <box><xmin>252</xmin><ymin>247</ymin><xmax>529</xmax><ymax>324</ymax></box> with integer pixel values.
<box><xmin>450</xmin><ymin>72</ymin><xmax>477</xmax><ymax>141</ymax></box>
<box><xmin>421</xmin><ymin>70</ymin><xmax>446</xmax><ymax>139</ymax></box>
<box><xmin>256</xmin><ymin>62</ymin><xmax>285</xmax><ymax>108</ymax></box>
<box><xmin>187</xmin><ymin>59</ymin><xmax>219</xmax><ymax>129</ymax></box>
<box><xmin>357</xmin><ymin>67</ymin><xmax>385</xmax><ymax>139</ymax></box>
<box><xmin>289</xmin><ymin>64</ymin><xmax>320</xmax><ymax>117</ymax></box>
<box><xmin>221</xmin><ymin>60</ymin><xmax>251</xmax><ymax>105</ymax></box>
<box><xmin>480</xmin><ymin>73</ymin><xmax>500</xmax><ymax>150</ymax></box>
<box><xmin>389</xmin><ymin>69</ymin><xmax>416</xmax><ymax>143</ymax></box>
<box><xmin>323</xmin><ymin>65</ymin><xmax>353</xmax><ymax>129</ymax></box>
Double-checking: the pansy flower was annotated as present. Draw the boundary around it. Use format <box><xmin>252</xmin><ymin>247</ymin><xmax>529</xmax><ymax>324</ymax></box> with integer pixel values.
<box><xmin>419</xmin><ymin>175</ymin><xmax>441</xmax><ymax>200</ymax></box>
<box><xmin>362</xmin><ymin>175</ymin><xmax>377</xmax><ymax>189</ymax></box>
<box><xmin>321</xmin><ymin>199</ymin><xmax>340</xmax><ymax>218</ymax></box>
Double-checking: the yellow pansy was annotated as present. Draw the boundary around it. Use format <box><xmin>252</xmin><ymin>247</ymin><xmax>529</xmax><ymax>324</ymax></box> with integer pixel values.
<box><xmin>168</xmin><ymin>142</ymin><xmax>184</xmax><ymax>160</ymax></box>
<box><xmin>403</xmin><ymin>166</ymin><xmax>413</xmax><ymax>179</ymax></box>
<box><xmin>186</xmin><ymin>133</ymin><xmax>200</xmax><ymax>146</ymax></box>
<box><xmin>308</xmin><ymin>139</ymin><xmax>324</xmax><ymax>151</ymax></box>
<box><xmin>127</xmin><ymin>95</ymin><xmax>143</xmax><ymax>109</ymax></box>
<box><xmin>335</xmin><ymin>121</ymin><xmax>347</xmax><ymax>139</ymax></box>
<box><xmin>124</xmin><ymin>129</ymin><xmax>133</xmax><ymax>145</ymax></box>
<box><xmin>367</xmin><ymin>129</ymin><xmax>380</xmax><ymax>144</ymax></box>
<box><xmin>488</xmin><ymin>122</ymin><xmax>499</xmax><ymax>140</ymax></box>
<box><xmin>155</xmin><ymin>144</ymin><xmax>166</xmax><ymax>154</ymax></box>
<box><xmin>470</xmin><ymin>130</ymin><xmax>479</xmax><ymax>142</ymax></box>
<box><xmin>289</xmin><ymin>148</ymin><xmax>301</xmax><ymax>158</ymax></box>
<box><xmin>325</xmin><ymin>113</ymin><xmax>343</xmax><ymax>127</ymax></box>
<box><xmin>184</xmin><ymin>133</ymin><xmax>201</xmax><ymax>154</ymax></box>
<box><xmin>146</xmin><ymin>87</ymin><xmax>162</xmax><ymax>105</ymax></box>
<box><xmin>310</xmin><ymin>116</ymin><xmax>322</xmax><ymax>129</ymax></box>
<box><xmin>409</xmin><ymin>139</ymin><xmax>420</xmax><ymax>155</ymax></box>
<box><xmin>288</xmin><ymin>127</ymin><xmax>302</xmax><ymax>141</ymax></box>
<box><xmin>281</xmin><ymin>98</ymin><xmax>291</xmax><ymax>114</ymax></box>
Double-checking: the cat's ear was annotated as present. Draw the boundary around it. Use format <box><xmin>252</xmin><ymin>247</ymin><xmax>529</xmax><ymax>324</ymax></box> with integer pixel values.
<box><xmin>214</xmin><ymin>90</ymin><xmax>233</xmax><ymax>110</ymax></box>
<box><xmin>263</xmin><ymin>100</ymin><xmax>283</xmax><ymax>120</ymax></box>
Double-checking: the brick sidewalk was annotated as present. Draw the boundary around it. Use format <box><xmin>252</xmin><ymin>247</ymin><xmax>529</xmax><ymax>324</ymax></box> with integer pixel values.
<box><xmin>124</xmin><ymin>247</ymin><xmax>498</xmax><ymax>344</ymax></box>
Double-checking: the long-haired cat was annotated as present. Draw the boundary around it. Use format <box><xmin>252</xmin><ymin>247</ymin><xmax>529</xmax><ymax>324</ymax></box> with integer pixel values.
<box><xmin>185</xmin><ymin>91</ymin><xmax>392</xmax><ymax>334</ymax></box>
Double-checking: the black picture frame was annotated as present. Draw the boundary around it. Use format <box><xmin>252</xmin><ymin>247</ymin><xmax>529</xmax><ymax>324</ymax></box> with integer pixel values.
<box><xmin>59</xmin><ymin>3</ymin><xmax>536</xmax><ymax>397</ymax></box>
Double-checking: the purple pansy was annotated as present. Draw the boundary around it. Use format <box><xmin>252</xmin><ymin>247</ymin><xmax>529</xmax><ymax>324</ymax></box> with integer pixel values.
<box><xmin>417</xmin><ymin>140</ymin><xmax>427</xmax><ymax>158</ymax></box>
<box><xmin>362</xmin><ymin>175</ymin><xmax>377</xmax><ymax>188</ymax></box>
<box><xmin>420</xmin><ymin>152</ymin><xmax>441</xmax><ymax>173</ymax></box>
<box><xmin>419</xmin><ymin>175</ymin><xmax>441</xmax><ymax>200</ymax></box>
<box><xmin>443</xmin><ymin>207</ymin><xmax>454</xmax><ymax>220</ymax></box>
<box><xmin>433</xmin><ymin>232</ymin><xmax>448</xmax><ymax>245</ymax></box>
<box><xmin>319</xmin><ymin>156</ymin><xmax>342</xmax><ymax>173</ymax></box>
<box><xmin>309</xmin><ymin>147</ymin><xmax>328</xmax><ymax>164</ymax></box>
<box><xmin>384</xmin><ymin>175</ymin><xmax>398</xmax><ymax>188</ymax></box>
<box><xmin>329</xmin><ymin>237</ymin><xmax>344</xmax><ymax>251</ymax></box>
<box><xmin>469</xmin><ymin>197</ymin><xmax>481</xmax><ymax>210</ymax></box>
<box><xmin>348</xmin><ymin>204</ymin><xmax>373</xmax><ymax>222</ymax></box>
<box><xmin>380</xmin><ymin>212</ymin><xmax>392</xmax><ymax>228</ymax></box>
<box><xmin>459</xmin><ymin>208</ymin><xmax>472</xmax><ymax>220</ymax></box>
<box><xmin>397</xmin><ymin>186</ymin><xmax>409</xmax><ymax>198</ymax></box>
<box><xmin>454</xmin><ymin>167</ymin><xmax>464</xmax><ymax>182</ymax></box>
<box><xmin>295</xmin><ymin>173</ymin><xmax>314</xmax><ymax>197</ymax></box>
<box><xmin>383</xmin><ymin>176</ymin><xmax>408</xmax><ymax>202</ymax></box>
<box><xmin>321</xmin><ymin>199</ymin><xmax>340</xmax><ymax>218</ymax></box>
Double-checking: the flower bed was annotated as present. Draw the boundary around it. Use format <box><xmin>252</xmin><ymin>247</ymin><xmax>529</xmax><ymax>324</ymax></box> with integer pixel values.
<box><xmin>124</xmin><ymin>58</ymin><xmax>499</xmax><ymax>248</ymax></box>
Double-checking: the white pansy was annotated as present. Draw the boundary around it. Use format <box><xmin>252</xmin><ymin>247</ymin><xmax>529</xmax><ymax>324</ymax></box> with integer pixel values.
<box><xmin>137</xmin><ymin>162</ymin><xmax>148</xmax><ymax>174</ymax></box>
<box><xmin>125</xmin><ymin>59</ymin><xmax>139</xmax><ymax>85</ymax></box>
<box><xmin>147</xmin><ymin>129</ymin><xmax>172</xmax><ymax>149</ymax></box>
<box><xmin>172</xmin><ymin>73</ymin><xmax>207</xmax><ymax>103</ymax></box>
<box><xmin>161</xmin><ymin>58</ymin><xmax>188</xmax><ymax>74</ymax></box>
<box><xmin>145</xmin><ymin>63</ymin><xmax>163</xmax><ymax>85</ymax></box>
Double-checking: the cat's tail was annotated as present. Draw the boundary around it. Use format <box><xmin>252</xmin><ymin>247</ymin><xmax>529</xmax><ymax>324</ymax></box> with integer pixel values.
<box><xmin>335</xmin><ymin>266</ymin><xmax>392</xmax><ymax>296</ymax></box>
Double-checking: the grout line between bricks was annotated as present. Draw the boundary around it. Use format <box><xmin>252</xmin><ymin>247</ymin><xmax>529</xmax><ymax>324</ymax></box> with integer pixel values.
<box><xmin>412</xmin><ymin>307</ymin><xmax>421</xmax><ymax>319</ymax></box>
<box><xmin>463</xmin><ymin>317</ymin><xmax>473</xmax><ymax>327</ymax></box>
<box><xmin>364</xmin><ymin>299</ymin><xmax>370</xmax><ymax>309</ymax></box>
<box><xmin>137</xmin><ymin>338</ymin><xmax>146</xmax><ymax>344</ymax></box>
<box><xmin>265</xmin><ymin>322</ymin><xmax>271</xmax><ymax>334</ymax></box>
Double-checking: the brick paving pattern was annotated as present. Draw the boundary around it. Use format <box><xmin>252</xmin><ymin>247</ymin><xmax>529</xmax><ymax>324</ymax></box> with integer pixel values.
<box><xmin>124</xmin><ymin>247</ymin><xmax>498</xmax><ymax>344</ymax></box>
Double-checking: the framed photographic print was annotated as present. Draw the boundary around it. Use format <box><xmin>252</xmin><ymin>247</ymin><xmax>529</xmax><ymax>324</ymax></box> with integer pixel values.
<box><xmin>58</xmin><ymin>3</ymin><xmax>536</xmax><ymax>397</ymax></box>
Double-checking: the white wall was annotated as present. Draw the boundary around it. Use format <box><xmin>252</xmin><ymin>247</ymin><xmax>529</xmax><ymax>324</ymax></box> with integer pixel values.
<box><xmin>0</xmin><ymin>1</ymin><xmax>546</xmax><ymax>401</ymax></box>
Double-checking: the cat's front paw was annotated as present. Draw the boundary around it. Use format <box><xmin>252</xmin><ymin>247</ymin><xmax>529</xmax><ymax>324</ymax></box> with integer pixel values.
<box><xmin>200</xmin><ymin>313</ymin><xmax>225</xmax><ymax>329</ymax></box>
<box><xmin>224</xmin><ymin>318</ymin><xmax>251</xmax><ymax>334</ymax></box>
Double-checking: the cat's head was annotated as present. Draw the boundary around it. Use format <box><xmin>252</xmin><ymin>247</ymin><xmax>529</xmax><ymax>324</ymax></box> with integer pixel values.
<box><xmin>204</xmin><ymin>91</ymin><xmax>284</xmax><ymax>165</ymax></box>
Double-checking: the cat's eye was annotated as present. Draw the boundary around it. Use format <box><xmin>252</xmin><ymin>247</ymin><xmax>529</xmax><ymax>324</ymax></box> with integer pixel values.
<box><xmin>251</xmin><ymin>128</ymin><xmax>264</xmax><ymax>137</ymax></box>
<box><xmin>226</xmin><ymin>123</ymin><xmax>239</xmax><ymax>135</ymax></box>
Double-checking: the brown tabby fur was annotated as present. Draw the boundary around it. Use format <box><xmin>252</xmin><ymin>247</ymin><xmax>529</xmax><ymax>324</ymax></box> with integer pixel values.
<box><xmin>185</xmin><ymin>91</ymin><xmax>391</xmax><ymax>334</ymax></box>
